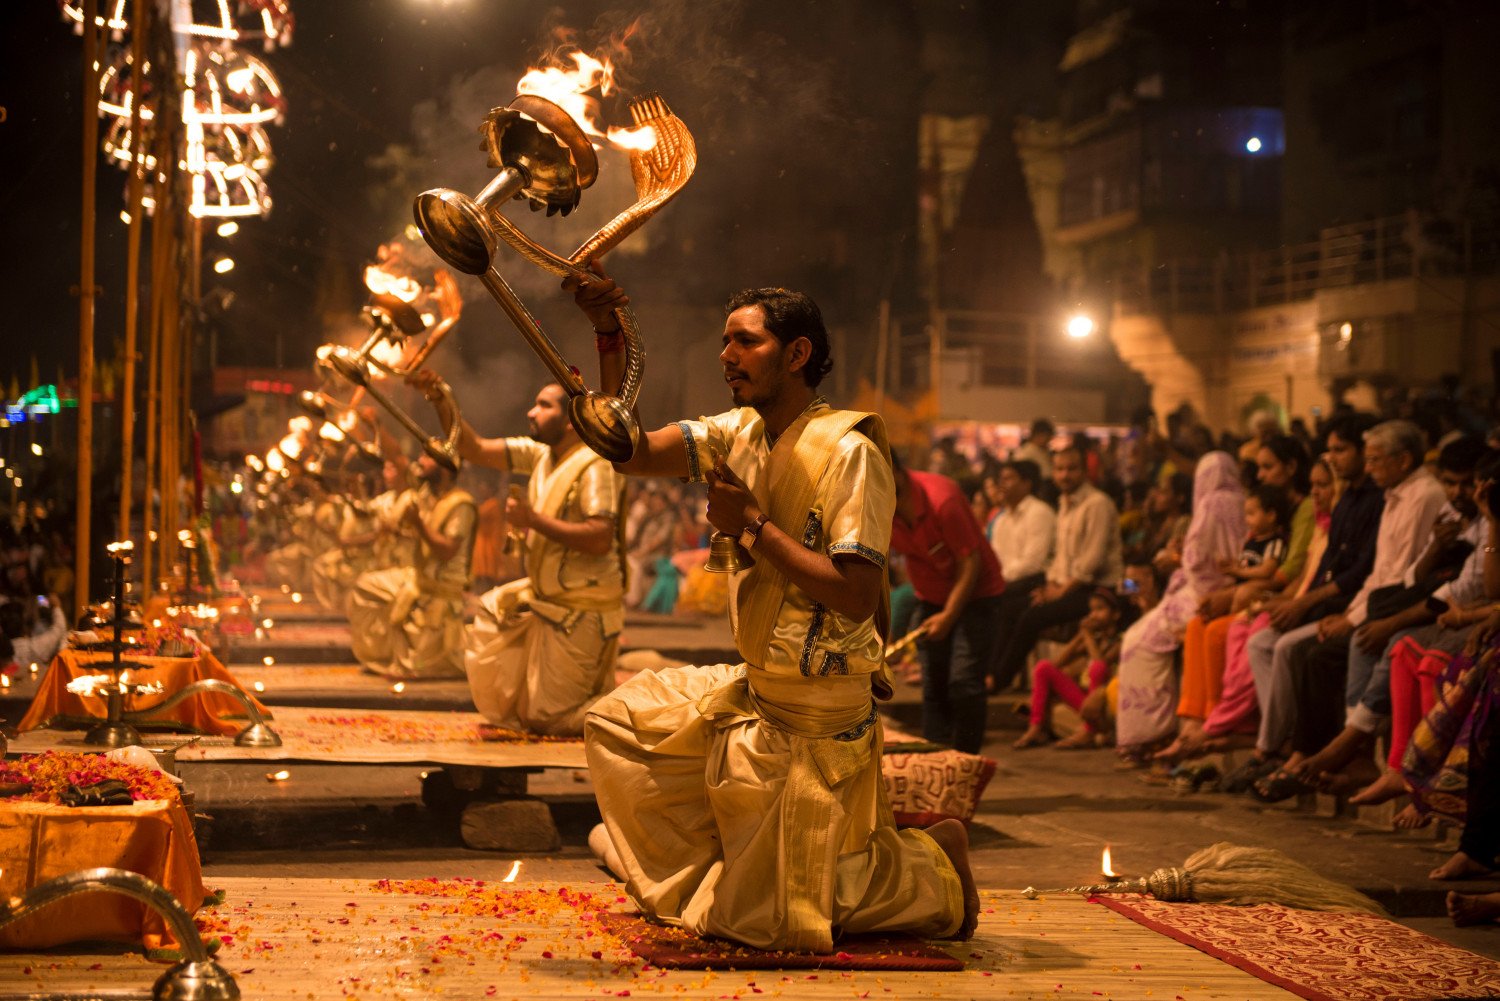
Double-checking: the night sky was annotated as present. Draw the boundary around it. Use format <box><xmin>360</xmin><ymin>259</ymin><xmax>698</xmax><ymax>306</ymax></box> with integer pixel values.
<box><xmin>0</xmin><ymin>1</ymin><xmax>1005</xmax><ymax>431</ymax></box>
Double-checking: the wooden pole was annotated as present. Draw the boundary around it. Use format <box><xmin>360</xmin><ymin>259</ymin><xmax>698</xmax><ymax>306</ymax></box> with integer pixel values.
<box><xmin>117</xmin><ymin>0</ymin><xmax>149</xmax><ymax>546</ymax></box>
<box><xmin>75</xmin><ymin>0</ymin><xmax>100</xmax><ymax>618</ymax></box>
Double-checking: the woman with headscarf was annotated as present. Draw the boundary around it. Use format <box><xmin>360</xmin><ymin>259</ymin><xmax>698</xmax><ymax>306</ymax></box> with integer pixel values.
<box><xmin>1114</xmin><ymin>452</ymin><xmax>1247</xmax><ymax>759</ymax></box>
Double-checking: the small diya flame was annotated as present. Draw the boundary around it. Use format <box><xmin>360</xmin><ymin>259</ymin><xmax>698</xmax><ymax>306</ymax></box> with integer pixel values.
<box><xmin>266</xmin><ymin>770</ymin><xmax>291</xmax><ymax>782</ymax></box>
<box><xmin>501</xmin><ymin>860</ymin><xmax>522</xmax><ymax>883</ymax></box>
<box><xmin>390</xmin><ymin>682</ymin><xmax>406</xmax><ymax>694</ymax></box>
<box><xmin>262</xmin><ymin>656</ymin><xmax>275</xmax><ymax>666</ymax></box>
<box><xmin>252</xmin><ymin>681</ymin><xmax>266</xmax><ymax>693</ymax></box>
<box><xmin>1102</xmin><ymin>845</ymin><xmax>1120</xmax><ymax>880</ymax></box>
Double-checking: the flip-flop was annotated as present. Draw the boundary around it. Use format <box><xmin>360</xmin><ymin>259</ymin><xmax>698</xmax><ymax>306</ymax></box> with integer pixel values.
<box><xmin>1250</xmin><ymin>768</ymin><xmax>1314</xmax><ymax>803</ymax></box>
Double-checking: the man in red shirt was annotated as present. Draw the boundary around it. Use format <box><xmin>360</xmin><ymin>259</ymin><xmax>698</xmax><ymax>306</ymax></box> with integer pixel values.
<box><xmin>890</xmin><ymin>455</ymin><xmax>1006</xmax><ymax>753</ymax></box>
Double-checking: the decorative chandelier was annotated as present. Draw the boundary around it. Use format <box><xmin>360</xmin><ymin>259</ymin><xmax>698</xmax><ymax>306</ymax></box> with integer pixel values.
<box><xmin>64</xmin><ymin>1</ymin><xmax>291</xmax><ymax>225</ymax></box>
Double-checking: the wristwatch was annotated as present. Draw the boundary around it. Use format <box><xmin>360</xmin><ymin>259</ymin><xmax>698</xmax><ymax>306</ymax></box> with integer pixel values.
<box><xmin>739</xmin><ymin>513</ymin><xmax>770</xmax><ymax>551</ymax></box>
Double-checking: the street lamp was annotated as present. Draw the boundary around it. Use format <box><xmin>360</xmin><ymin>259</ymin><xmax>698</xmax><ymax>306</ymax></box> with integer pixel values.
<box><xmin>1066</xmin><ymin>314</ymin><xmax>1095</xmax><ymax>340</ymax></box>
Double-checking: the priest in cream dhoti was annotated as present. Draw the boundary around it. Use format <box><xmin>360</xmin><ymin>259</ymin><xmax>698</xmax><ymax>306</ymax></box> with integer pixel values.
<box><xmin>409</xmin><ymin>368</ymin><xmax>625</xmax><ymax>735</ymax></box>
<box><xmin>567</xmin><ymin>269</ymin><xmax>980</xmax><ymax>952</ymax></box>
<box><xmin>310</xmin><ymin>470</ymin><xmax>381</xmax><ymax>614</ymax></box>
<box><xmin>348</xmin><ymin>453</ymin><xmax>476</xmax><ymax>678</ymax></box>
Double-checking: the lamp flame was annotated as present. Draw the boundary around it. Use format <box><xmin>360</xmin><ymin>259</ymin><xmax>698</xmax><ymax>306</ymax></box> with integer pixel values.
<box><xmin>1102</xmin><ymin>845</ymin><xmax>1117</xmax><ymax>878</ymax></box>
<box><xmin>502</xmin><ymin>861</ymin><xmax>522</xmax><ymax>883</ymax></box>
<box><xmin>516</xmin><ymin>44</ymin><xmax>657</xmax><ymax>153</ymax></box>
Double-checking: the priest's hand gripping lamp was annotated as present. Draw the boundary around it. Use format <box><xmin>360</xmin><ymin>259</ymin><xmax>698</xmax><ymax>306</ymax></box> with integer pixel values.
<box><xmin>412</xmin><ymin>92</ymin><xmax>696</xmax><ymax>463</ymax></box>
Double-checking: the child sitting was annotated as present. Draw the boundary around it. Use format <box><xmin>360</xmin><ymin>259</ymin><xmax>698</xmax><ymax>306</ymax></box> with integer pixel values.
<box><xmin>1217</xmin><ymin>485</ymin><xmax>1291</xmax><ymax>587</ymax></box>
<box><xmin>1014</xmin><ymin>588</ymin><xmax>1124</xmax><ymax>749</ymax></box>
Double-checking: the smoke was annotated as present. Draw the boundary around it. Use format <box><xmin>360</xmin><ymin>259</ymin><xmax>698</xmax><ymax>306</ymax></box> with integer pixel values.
<box><xmin>356</xmin><ymin>0</ymin><xmax>924</xmax><ymax>435</ymax></box>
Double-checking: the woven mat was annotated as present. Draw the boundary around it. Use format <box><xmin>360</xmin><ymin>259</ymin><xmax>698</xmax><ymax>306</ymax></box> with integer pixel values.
<box><xmin>594</xmin><ymin>912</ymin><xmax>963</xmax><ymax>971</ymax></box>
<box><xmin>1093</xmin><ymin>894</ymin><xmax>1500</xmax><ymax>1001</ymax></box>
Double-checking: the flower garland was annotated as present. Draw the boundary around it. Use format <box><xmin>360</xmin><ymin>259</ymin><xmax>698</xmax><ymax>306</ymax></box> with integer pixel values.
<box><xmin>0</xmin><ymin>750</ymin><xmax>180</xmax><ymax>805</ymax></box>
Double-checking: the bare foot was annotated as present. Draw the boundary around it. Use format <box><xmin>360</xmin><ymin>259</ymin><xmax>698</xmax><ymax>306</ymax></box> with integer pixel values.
<box><xmin>1430</xmin><ymin>851</ymin><xmax>1498</xmax><ymax>882</ymax></box>
<box><xmin>1448</xmin><ymin>891</ymin><xmax>1500</xmax><ymax>927</ymax></box>
<box><xmin>1198</xmin><ymin>733</ymin><xmax>1255</xmax><ymax>754</ymax></box>
<box><xmin>1393</xmin><ymin>804</ymin><xmax>1431</xmax><ymax>831</ymax></box>
<box><xmin>926</xmin><ymin>819</ymin><xmax>981</xmax><ymax>939</ymax></box>
<box><xmin>1054</xmin><ymin>729</ymin><xmax>1096</xmax><ymax>750</ymax></box>
<box><xmin>1152</xmin><ymin>736</ymin><xmax>1188</xmax><ymax>764</ymax></box>
<box><xmin>1348</xmin><ymin>767</ymin><xmax>1408</xmax><ymax>806</ymax></box>
<box><xmin>1297</xmin><ymin>728</ymin><xmax>1370</xmax><ymax>783</ymax></box>
<box><xmin>1012</xmin><ymin>725</ymin><xmax>1051</xmax><ymax>749</ymax></box>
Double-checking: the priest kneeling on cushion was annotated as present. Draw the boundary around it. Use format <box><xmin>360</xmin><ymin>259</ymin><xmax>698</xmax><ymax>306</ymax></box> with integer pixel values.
<box><xmin>568</xmin><ymin>264</ymin><xmax>980</xmax><ymax>953</ymax></box>
<box><xmin>408</xmin><ymin>368</ymin><xmax>626</xmax><ymax>736</ymax></box>
<box><xmin>348</xmin><ymin>453</ymin><xmax>476</xmax><ymax>679</ymax></box>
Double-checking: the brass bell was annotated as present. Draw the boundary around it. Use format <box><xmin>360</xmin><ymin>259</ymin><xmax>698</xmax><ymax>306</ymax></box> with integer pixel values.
<box><xmin>703</xmin><ymin>531</ymin><xmax>752</xmax><ymax>573</ymax></box>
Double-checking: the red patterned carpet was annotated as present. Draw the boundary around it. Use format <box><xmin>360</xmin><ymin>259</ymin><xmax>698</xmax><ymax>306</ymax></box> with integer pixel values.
<box><xmin>1094</xmin><ymin>894</ymin><xmax>1500</xmax><ymax>1001</ymax></box>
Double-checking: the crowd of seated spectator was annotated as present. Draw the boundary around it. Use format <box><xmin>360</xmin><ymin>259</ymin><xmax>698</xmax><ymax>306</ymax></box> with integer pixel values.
<box><xmin>922</xmin><ymin>393</ymin><xmax>1500</xmax><ymax>928</ymax></box>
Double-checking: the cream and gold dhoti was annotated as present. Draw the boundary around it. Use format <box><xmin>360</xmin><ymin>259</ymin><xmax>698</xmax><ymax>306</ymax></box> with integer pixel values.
<box><xmin>586</xmin><ymin>665</ymin><xmax>961</xmax><ymax>952</ymax></box>
<box><xmin>348</xmin><ymin>486</ymin><xmax>475</xmax><ymax>679</ymax></box>
<box><xmin>465</xmin><ymin>439</ymin><xmax>625</xmax><ymax>734</ymax></box>
<box><xmin>467</xmin><ymin>580</ymin><xmax>622</xmax><ymax>735</ymax></box>
<box><xmin>348</xmin><ymin>566</ymin><xmax>466</xmax><ymax>679</ymax></box>
<box><xmin>586</xmin><ymin>400</ymin><xmax>962</xmax><ymax>953</ymax></box>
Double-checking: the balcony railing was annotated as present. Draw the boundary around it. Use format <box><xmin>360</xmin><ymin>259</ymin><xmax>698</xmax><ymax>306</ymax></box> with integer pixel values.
<box><xmin>1114</xmin><ymin>212</ymin><xmax>1500</xmax><ymax>314</ymax></box>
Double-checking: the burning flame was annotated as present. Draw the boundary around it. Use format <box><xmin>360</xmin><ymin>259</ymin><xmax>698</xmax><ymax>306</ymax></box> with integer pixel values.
<box><xmin>364</xmin><ymin>264</ymin><xmax>422</xmax><ymax>303</ymax></box>
<box><xmin>502</xmin><ymin>860</ymin><xmax>522</xmax><ymax>883</ymax></box>
<box><xmin>391</xmin><ymin>682</ymin><xmax>406</xmax><ymax>694</ymax></box>
<box><xmin>66</xmin><ymin>674</ymin><xmax>112</xmax><ymax>695</ymax></box>
<box><xmin>1102</xmin><ymin>845</ymin><xmax>1117</xmax><ymax>878</ymax></box>
<box><xmin>319</xmin><ymin>422</ymin><xmax>346</xmax><ymax>443</ymax></box>
<box><xmin>278</xmin><ymin>434</ymin><xmax>303</xmax><ymax>462</ymax></box>
<box><xmin>253</xmin><ymin>681</ymin><xmax>266</xmax><ymax>693</ymax></box>
<box><xmin>368</xmin><ymin>339</ymin><xmax>406</xmax><ymax>377</ymax></box>
<box><xmin>516</xmin><ymin>47</ymin><xmax>656</xmax><ymax>152</ymax></box>
<box><xmin>288</xmin><ymin>416</ymin><xmax>313</xmax><ymax>433</ymax></box>
<box><xmin>337</xmin><ymin>409</ymin><xmax>359</xmax><ymax>433</ymax></box>
<box><xmin>267</xmin><ymin>770</ymin><xmax>291</xmax><ymax>782</ymax></box>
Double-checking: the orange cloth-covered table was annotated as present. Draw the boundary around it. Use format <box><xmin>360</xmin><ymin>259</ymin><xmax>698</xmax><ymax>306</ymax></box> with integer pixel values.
<box><xmin>0</xmin><ymin>798</ymin><xmax>206</xmax><ymax>952</ymax></box>
<box><xmin>19</xmin><ymin>648</ymin><xmax>269</xmax><ymax>736</ymax></box>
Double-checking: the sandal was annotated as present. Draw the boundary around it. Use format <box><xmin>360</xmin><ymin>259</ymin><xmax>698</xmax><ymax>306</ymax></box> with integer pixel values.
<box><xmin>1220</xmin><ymin>755</ymin><xmax>1280</xmax><ymax>795</ymax></box>
<box><xmin>1250</xmin><ymin>768</ymin><xmax>1314</xmax><ymax>803</ymax></box>
<box><xmin>1171</xmin><ymin>762</ymin><xmax>1221</xmax><ymax>794</ymax></box>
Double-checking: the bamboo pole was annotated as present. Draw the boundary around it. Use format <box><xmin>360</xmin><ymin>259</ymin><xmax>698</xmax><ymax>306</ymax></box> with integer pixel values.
<box><xmin>75</xmin><ymin>0</ymin><xmax>101</xmax><ymax>618</ymax></box>
<box><xmin>117</xmin><ymin>0</ymin><xmax>149</xmax><ymax>546</ymax></box>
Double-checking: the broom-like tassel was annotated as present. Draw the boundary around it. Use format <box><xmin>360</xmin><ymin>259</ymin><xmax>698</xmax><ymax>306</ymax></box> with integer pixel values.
<box><xmin>1181</xmin><ymin>842</ymin><xmax>1386</xmax><ymax>915</ymax></box>
<box><xmin>1022</xmin><ymin>842</ymin><xmax>1386</xmax><ymax>916</ymax></box>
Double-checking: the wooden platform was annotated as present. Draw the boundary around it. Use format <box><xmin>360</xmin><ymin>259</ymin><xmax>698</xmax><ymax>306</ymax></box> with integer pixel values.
<box><xmin>6</xmin><ymin>706</ymin><xmax>589</xmax><ymax>770</ymax></box>
<box><xmin>0</xmin><ymin>879</ymin><xmax>1296</xmax><ymax>999</ymax></box>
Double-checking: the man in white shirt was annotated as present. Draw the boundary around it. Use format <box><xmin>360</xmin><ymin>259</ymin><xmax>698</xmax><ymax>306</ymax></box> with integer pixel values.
<box><xmin>985</xmin><ymin>459</ymin><xmax>1055</xmax><ymax>692</ymax></box>
<box><xmin>990</xmin><ymin>444</ymin><xmax>1121</xmax><ymax>691</ymax></box>
<box><xmin>1297</xmin><ymin>436</ymin><xmax>1492</xmax><ymax>785</ymax></box>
